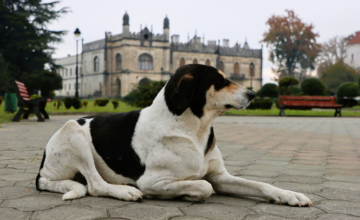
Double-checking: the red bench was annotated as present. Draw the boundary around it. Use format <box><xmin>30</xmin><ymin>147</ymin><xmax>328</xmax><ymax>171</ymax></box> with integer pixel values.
<box><xmin>279</xmin><ymin>96</ymin><xmax>342</xmax><ymax>117</ymax></box>
<box><xmin>12</xmin><ymin>81</ymin><xmax>51</xmax><ymax>122</ymax></box>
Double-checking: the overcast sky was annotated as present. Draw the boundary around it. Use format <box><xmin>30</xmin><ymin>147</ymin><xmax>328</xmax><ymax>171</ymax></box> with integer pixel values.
<box><xmin>46</xmin><ymin>0</ymin><xmax>360</xmax><ymax>84</ymax></box>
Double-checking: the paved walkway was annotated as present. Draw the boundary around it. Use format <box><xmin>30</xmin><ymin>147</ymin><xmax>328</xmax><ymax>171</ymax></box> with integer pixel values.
<box><xmin>0</xmin><ymin>115</ymin><xmax>360</xmax><ymax>220</ymax></box>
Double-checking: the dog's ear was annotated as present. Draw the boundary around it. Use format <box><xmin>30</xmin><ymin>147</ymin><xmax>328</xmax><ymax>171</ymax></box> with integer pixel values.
<box><xmin>171</xmin><ymin>73</ymin><xmax>198</xmax><ymax>110</ymax></box>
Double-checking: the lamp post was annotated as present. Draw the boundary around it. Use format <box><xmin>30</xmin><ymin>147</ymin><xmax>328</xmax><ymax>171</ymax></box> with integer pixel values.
<box><xmin>249</xmin><ymin>62</ymin><xmax>255</xmax><ymax>90</ymax></box>
<box><xmin>74</xmin><ymin>28</ymin><xmax>81</xmax><ymax>98</ymax></box>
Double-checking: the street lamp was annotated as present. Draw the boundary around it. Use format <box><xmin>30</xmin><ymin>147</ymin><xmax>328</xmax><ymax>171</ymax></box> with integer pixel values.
<box><xmin>249</xmin><ymin>62</ymin><xmax>255</xmax><ymax>90</ymax></box>
<box><xmin>74</xmin><ymin>28</ymin><xmax>81</xmax><ymax>98</ymax></box>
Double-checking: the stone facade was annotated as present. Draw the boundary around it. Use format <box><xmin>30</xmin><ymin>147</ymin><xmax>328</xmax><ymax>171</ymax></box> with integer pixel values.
<box><xmin>54</xmin><ymin>12</ymin><xmax>263</xmax><ymax>98</ymax></box>
<box><xmin>345</xmin><ymin>31</ymin><xmax>360</xmax><ymax>69</ymax></box>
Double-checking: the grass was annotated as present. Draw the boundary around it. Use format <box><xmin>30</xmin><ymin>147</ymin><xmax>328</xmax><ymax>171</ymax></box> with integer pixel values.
<box><xmin>227</xmin><ymin>107</ymin><xmax>360</xmax><ymax>117</ymax></box>
<box><xmin>45</xmin><ymin>99</ymin><xmax>140</xmax><ymax>114</ymax></box>
<box><xmin>0</xmin><ymin>106</ymin><xmax>15</xmax><ymax>126</ymax></box>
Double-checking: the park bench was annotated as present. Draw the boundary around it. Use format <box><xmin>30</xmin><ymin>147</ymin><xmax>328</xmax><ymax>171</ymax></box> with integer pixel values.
<box><xmin>279</xmin><ymin>95</ymin><xmax>342</xmax><ymax>117</ymax></box>
<box><xmin>12</xmin><ymin>80</ymin><xmax>51</xmax><ymax>122</ymax></box>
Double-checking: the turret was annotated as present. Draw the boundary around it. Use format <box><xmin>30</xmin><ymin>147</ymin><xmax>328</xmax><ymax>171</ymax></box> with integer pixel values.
<box><xmin>163</xmin><ymin>15</ymin><xmax>169</xmax><ymax>41</ymax></box>
<box><xmin>123</xmin><ymin>11</ymin><xmax>130</xmax><ymax>37</ymax></box>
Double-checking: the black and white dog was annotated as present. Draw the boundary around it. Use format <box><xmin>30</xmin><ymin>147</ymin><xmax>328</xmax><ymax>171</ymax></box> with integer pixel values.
<box><xmin>36</xmin><ymin>64</ymin><xmax>312</xmax><ymax>206</ymax></box>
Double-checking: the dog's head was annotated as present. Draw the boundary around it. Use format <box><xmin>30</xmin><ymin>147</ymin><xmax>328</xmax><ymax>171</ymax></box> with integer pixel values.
<box><xmin>164</xmin><ymin>64</ymin><xmax>254</xmax><ymax>118</ymax></box>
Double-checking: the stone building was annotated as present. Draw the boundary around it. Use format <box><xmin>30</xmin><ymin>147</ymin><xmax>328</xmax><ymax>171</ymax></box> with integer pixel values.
<box><xmin>55</xmin><ymin>12</ymin><xmax>263</xmax><ymax>98</ymax></box>
<box><xmin>345</xmin><ymin>31</ymin><xmax>360</xmax><ymax>69</ymax></box>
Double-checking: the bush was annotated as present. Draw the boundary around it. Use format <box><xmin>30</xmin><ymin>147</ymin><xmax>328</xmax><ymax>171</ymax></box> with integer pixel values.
<box><xmin>30</xmin><ymin>94</ymin><xmax>41</xmax><ymax>99</ymax></box>
<box><xmin>301</xmin><ymin>78</ymin><xmax>326</xmax><ymax>96</ymax></box>
<box><xmin>57</xmin><ymin>99</ymin><xmax>61</xmax><ymax>109</ymax></box>
<box><xmin>95</xmin><ymin>98</ymin><xmax>109</xmax><ymax>107</ymax></box>
<box><xmin>53</xmin><ymin>102</ymin><xmax>56</xmax><ymax>107</ymax></box>
<box><xmin>0</xmin><ymin>97</ymin><xmax>3</xmax><ymax>105</ymax></box>
<box><xmin>336</xmin><ymin>82</ymin><xmax>359</xmax><ymax>98</ymax></box>
<box><xmin>257</xmin><ymin>83</ymin><xmax>278</xmax><ymax>98</ymax></box>
<box><xmin>279</xmin><ymin>76</ymin><xmax>299</xmax><ymax>95</ymax></box>
<box><xmin>72</xmin><ymin>98</ymin><xmax>82</xmax><ymax>109</ymax></box>
<box><xmin>123</xmin><ymin>80</ymin><xmax>167</xmax><ymax>107</ymax></box>
<box><xmin>63</xmin><ymin>98</ymin><xmax>72</xmax><ymax>109</ymax></box>
<box><xmin>289</xmin><ymin>86</ymin><xmax>301</xmax><ymax>95</ymax></box>
<box><xmin>336</xmin><ymin>82</ymin><xmax>359</xmax><ymax>108</ymax></box>
<box><xmin>83</xmin><ymin>101</ymin><xmax>88</xmax><ymax>108</ymax></box>
<box><xmin>247</xmin><ymin>99</ymin><xmax>273</xmax><ymax>110</ymax></box>
<box><xmin>112</xmin><ymin>100</ymin><xmax>119</xmax><ymax>109</ymax></box>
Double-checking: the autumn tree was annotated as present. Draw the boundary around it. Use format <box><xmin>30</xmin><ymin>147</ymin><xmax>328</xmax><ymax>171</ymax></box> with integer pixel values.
<box><xmin>262</xmin><ymin>10</ymin><xmax>321</xmax><ymax>80</ymax></box>
<box><xmin>0</xmin><ymin>0</ymin><xmax>68</xmax><ymax>96</ymax></box>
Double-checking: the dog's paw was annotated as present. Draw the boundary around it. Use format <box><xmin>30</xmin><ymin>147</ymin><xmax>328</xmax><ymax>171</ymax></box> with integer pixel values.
<box><xmin>269</xmin><ymin>190</ymin><xmax>312</xmax><ymax>207</ymax></box>
<box><xmin>112</xmin><ymin>185</ymin><xmax>143</xmax><ymax>202</ymax></box>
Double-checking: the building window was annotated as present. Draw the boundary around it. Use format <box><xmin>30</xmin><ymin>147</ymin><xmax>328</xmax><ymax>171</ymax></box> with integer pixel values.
<box><xmin>65</xmin><ymin>69</ymin><xmax>67</xmax><ymax>76</ymax></box>
<box><xmin>352</xmin><ymin>54</ymin><xmax>354</xmax><ymax>62</ymax></box>
<box><xmin>193</xmin><ymin>59</ymin><xmax>198</xmax><ymax>64</ymax></box>
<box><xmin>79</xmin><ymin>67</ymin><xmax>82</xmax><ymax>73</ymax></box>
<box><xmin>138</xmin><ymin>53</ymin><xmax>153</xmax><ymax>70</ymax></box>
<box><xmin>234</xmin><ymin>62</ymin><xmax>240</xmax><ymax>76</ymax></box>
<box><xmin>116</xmin><ymin>53</ymin><xmax>122</xmax><ymax>70</ymax></box>
<box><xmin>64</xmin><ymin>84</ymin><xmax>66</xmax><ymax>90</ymax></box>
<box><xmin>69</xmin><ymin>84</ymin><xmax>71</xmax><ymax>90</ymax></box>
<box><xmin>220</xmin><ymin>61</ymin><xmax>224</xmax><ymax>72</ymax></box>
<box><xmin>94</xmin><ymin>56</ymin><xmax>99</xmax><ymax>72</ymax></box>
<box><xmin>70</xmin><ymin>68</ymin><xmax>72</xmax><ymax>76</ymax></box>
<box><xmin>205</xmin><ymin>59</ymin><xmax>210</xmax><ymax>66</ymax></box>
<box><xmin>180</xmin><ymin>58</ymin><xmax>185</xmax><ymax>66</ymax></box>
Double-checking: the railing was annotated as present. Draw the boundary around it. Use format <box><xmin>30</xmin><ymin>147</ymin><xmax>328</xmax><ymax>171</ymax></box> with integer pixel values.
<box><xmin>229</xmin><ymin>73</ymin><xmax>245</xmax><ymax>80</ymax></box>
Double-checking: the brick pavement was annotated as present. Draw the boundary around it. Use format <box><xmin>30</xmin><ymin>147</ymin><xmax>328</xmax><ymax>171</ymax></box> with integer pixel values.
<box><xmin>0</xmin><ymin>115</ymin><xmax>359</xmax><ymax>220</ymax></box>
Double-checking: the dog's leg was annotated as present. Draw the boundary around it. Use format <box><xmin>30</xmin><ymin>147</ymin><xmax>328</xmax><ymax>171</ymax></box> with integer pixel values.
<box><xmin>38</xmin><ymin>177</ymin><xmax>87</xmax><ymax>201</ymax></box>
<box><xmin>204</xmin><ymin>147</ymin><xmax>312</xmax><ymax>207</ymax></box>
<box><xmin>139</xmin><ymin>179</ymin><xmax>213</xmax><ymax>201</ymax></box>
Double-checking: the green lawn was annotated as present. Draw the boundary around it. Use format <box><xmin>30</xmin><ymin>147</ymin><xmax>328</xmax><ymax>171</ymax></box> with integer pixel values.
<box><xmin>0</xmin><ymin>107</ymin><xmax>15</xmax><ymax>126</ymax></box>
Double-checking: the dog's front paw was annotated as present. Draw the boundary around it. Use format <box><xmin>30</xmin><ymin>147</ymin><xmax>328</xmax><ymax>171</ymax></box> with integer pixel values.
<box><xmin>112</xmin><ymin>185</ymin><xmax>143</xmax><ymax>202</ymax></box>
<box><xmin>269</xmin><ymin>190</ymin><xmax>312</xmax><ymax>207</ymax></box>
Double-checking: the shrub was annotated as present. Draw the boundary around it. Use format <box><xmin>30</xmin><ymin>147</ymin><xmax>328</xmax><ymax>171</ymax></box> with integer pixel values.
<box><xmin>72</xmin><ymin>98</ymin><xmax>82</xmax><ymax>109</ymax></box>
<box><xmin>93</xmin><ymin>102</ymin><xmax>97</xmax><ymax>107</ymax></box>
<box><xmin>336</xmin><ymin>82</ymin><xmax>359</xmax><ymax>107</ymax></box>
<box><xmin>53</xmin><ymin>102</ymin><xmax>56</xmax><ymax>107</ymax></box>
<box><xmin>337</xmin><ymin>82</ymin><xmax>359</xmax><ymax>98</ymax></box>
<box><xmin>247</xmin><ymin>99</ymin><xmax>273</xmax><ymax>110</ymax></box>
<box><xmin>301</xmin><ymin>78</ymin><xmax>326</xmax><ymax>96</ymax></box>
<box><xmin>95</xmin><ymin>98</ymin><xmax>109</xmax><ymax>107</ymax></box>
<box><xmin>112</xmin><ymin>100</ymin><xmax>119</xmax><ymax>109</ymax></box>
<box><xmin>123</xmin><ymin>80</ymin><xmax>167</xmax><ymax>107</ymax></box>
<box><xmin>0</xmin><ymin>97</ymin><xmax>3</xmax><ymax>105</ymax></box>
<box><xmin>279</xmin><ymin>76</ymin><xmax>299</xmax><ymax>95</ymax></box>
<box><xmin>83</xmin><ymin>101</ymin><xmax>88</xmax><ymax>108</ymax></box>
<box><xmin>63</xmin><ymin>98</ymin><xmax>72</xmax><ymax>109</ymax></box>
<box><xmin>30</xmin><ymin>94</ymin><xmax>41</xmax><ymax>99</ymax></box>
<box><xmin>257</xmin><ymin>83</ymin><xmax>278</xmax><ymax>98</ymax></box>
<box><xmin>57</xmin><ymin>99</ymin><xmax>61</xmax><ymax>109</ymax></box>
<box><xmin>289</xmin><ymin>86</ymin><xmax>301</xmax><ymax>95</ymax></box>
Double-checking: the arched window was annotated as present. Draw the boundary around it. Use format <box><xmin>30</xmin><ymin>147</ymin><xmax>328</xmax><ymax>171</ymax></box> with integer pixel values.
<box><xmin>116</xmin><ymin>53</ymin><xmax>122</xmax><ymax>70</ymax></box>
<box><xmin>205</xmin><ymin>59</ymin><xmax>211</xmax><ymax>66</ymax></box>
<box><xmin>70</xmin><ymin>68</ymin><xmax>72</xmax><ymax>76</ymax></box>
<box><xmin>193</xmin><ymin>59</ymin><xmax>198</xmax><ymax>64</ymax></box>
<box><xmin>115</xmin><ymin>78</ymin><xmax>121</xmax><ymax>97</ymax></box>
<box><xmin>94</xmin><ymin>56</ymin><xmax>99</xmax><ymax>72</ymax></box>
<box><xmin>234</xmin><ymin>62</ymin><xmax>240</xmax><ymax>76</ymax></box>
<box><xmin>220</xmin><ymin>61</ymin><xmax>225</xmax><ymax>72</ymax></box>
<box><xmin>138</xmin><ymin>53</ymin><xmax>153</xmax><ymax>70</ymax></box>
<box><xmin>139</xmin><ymin>77</ymin><xmax>151</xmax><ymax>86</ymax></box>
<box><xmin>180</xmin><ymin>58</ymin><xmax>185</xmax><ymax>66</ymax></box>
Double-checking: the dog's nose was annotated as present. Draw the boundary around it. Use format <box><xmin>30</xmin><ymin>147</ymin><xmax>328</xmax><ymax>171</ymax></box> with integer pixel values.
<box><xmin>247</xmin><ymin>91</ymin><xmax>255</xmax><ymax>101</ymax></box>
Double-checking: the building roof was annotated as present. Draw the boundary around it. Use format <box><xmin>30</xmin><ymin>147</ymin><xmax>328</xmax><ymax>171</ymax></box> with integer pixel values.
<box><xmin>348</xmin><ymin>31</ymin><xmax>360</xmax><ymax>45</ymax></box>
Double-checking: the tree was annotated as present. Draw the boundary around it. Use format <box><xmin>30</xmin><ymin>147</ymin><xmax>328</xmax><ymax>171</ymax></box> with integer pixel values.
<box><xmin>262</xmin><ymin>10</ymin><xmax>321</xmax><ymax>80</ymax></box>
<box><xmin>317</xmin><ymin>35</ymin><xmax>354</xmax><ymax>77</ymax></box>
<box><xmin>301</xmin><ymin>78</ymin><xmax>326</xmax><ymax>96</ymax></box>
<box><xmin>278</xmin><ymin>76</ymin><xmax>299</xmax><ymax>95</ymax></box>
<box><xmin>319</xmin><ymin>60</ymin><xmax>358</xmax><ymax>94</ymax></box>
<box><xmin>257</xmin><ymin>83</ymin><xmax>278</xmax><ymax>98</ymax></box>
<box><xmin>0</xmin><ymin>0</ymin><xmax>69</xmax><ymax>96</ymax></box>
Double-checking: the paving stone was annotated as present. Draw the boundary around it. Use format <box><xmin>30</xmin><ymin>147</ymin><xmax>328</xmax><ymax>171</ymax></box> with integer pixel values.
<box><xmin>110</xmin><ymin>204</ymin><xmax>183</xmax><ymax>220</ymax></box>
<box><xmin>273</xmin><ymin>182</ymin><xmax>322</xmax><ymax>194</ymax></box>
<box><xmin>72</xmin><ymin>196</ymin><xmax>132</xmax><ymax>208</ymax></box>
<box><xmin>324</xmin><ymin>174</ymin><xmax>360</xmax><ymax>183</ymax></box>
<box><xmin>0</xmin><ymin>185</ymin><xmax>39</xmax><ymax>200</ymax></box>
<box><xmin>247</xmin><ymin>164</ymin><xmax>285</xmax><ymax>171</ymax></box>
<box><xmin>286</xmin><ymin>164</ymin><xmax>324</xmax><ymax>171</ymax></box>
<box><xmin>14</xmin><ymin>180</ymin><xmax>36</xmax><ymax>187</ymax></box>
<box><xmin>206</xmin><ymin>194</ymin><xmax>257</xmax><ymax>207</ymax></box>
<box><xmin>170</xmin><ymin>216</ymin><xmax>210</xmax><ymax>220</ymax></box>
<box><xmin>244</xmin><ymin>214</ymin><xmax>290</xmax><ymax>220</ymax></box>
<box><xmin>1</xmin><ymin>194</ymin><xmax>70</xmax><ymax>211</ymax></box>
<box><xmin>0</xmin><ymin>168</ymin><xmax>26</xmax><ymax>175</ymax></box>
<box><xmin>6</xmin><ymin>162</ymin><xmax>39</xmax><ymax>169</ymax></box>
<box><xmin>276</xmin><ymin>175</ymin><xmax>324</xmax><ymax>184</ymax></box>
<box><xmin>316</xmin><ymin>188</ymin><xmax>360</xmax><ymax>202</ymax></box>
<box><xmin>180</xmin><ymin>203</ymin><xmax>254</xmax><ymax>220</ymax></box>
<box><xmin>315</xmin><ymin>200</ymin><xmax>360</xmax><ymax>216</ymax></box>
<box><xmin>280</xmin><ymin>169</ymin><xmax>324</xmax><ymax>177</ymax></box>
<box><xmin>248</xmin><ymin>203</ymin><xmax>324</xmax><ymax>219</ymax></box>
<box><xmin>0</xmin><ymin>207</ymin><xmax>31</xmax><ymax>220</ymax></box>
<box><xmin>315</xmin><ymin>214</ymin><xmax>360</xmax><ymax>220</ymax></box>
<box><xmin>0</xmin><ymin>173</ymin><xmax>36</xmax><ymax>181</ymax></box>
<box><xmin>224</xmin><ymin>160</ymin><xmax>251</xmax><ymax>167</ymax></box>
<box><xmin>0</xmin><ymin>180</ymin><xmax>15</xmax><ymax>187</ymax></box>
<box><xmin>322</xmin><ymin>181</ymin><xmax>360</xmax><ymax>191</ymax></box>
<box><xmin>32</xmin><ymin>205</ymin><xmax>107</xmax><ymax>220</ymax></box>
<box><xmin>254</xmin><ymin>160</ymin><xmax>289</xmax><ymax>166</ymax></box>
<box><xmin>141</xmin><ymin>198</ymin><xmax>193</xmax><ymax>208</ymax></box>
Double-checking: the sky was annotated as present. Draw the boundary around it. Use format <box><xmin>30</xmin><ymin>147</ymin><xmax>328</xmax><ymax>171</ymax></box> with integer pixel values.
<box><xmin>46</xmin><ymin>0</ymin><xmax>360</xmax><ymax>84</ymax></box>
